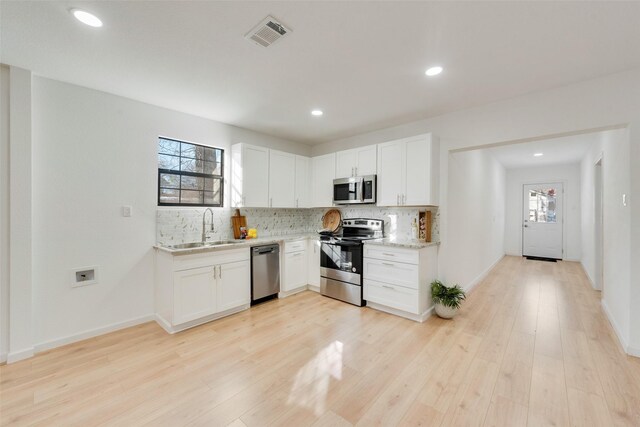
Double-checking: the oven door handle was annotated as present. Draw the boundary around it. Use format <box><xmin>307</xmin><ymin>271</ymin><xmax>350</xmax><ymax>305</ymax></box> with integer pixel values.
<box><xmin>323</xmin><ymin>241</ymin><xmax>361</xmax><ymax>248</ymax></box>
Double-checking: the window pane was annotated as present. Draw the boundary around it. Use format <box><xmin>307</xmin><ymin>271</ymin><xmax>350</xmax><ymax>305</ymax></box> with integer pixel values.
<box><xmin>204</xmin><ymin>147</ymin><xmax>217</xmax><ymax>162</ymax></box>
<box><xmin>204</xmin><ymin>161</ymin><xmax>217</xmax><ymax>175</ymax></box>
<box><xmin>159</xmin><ymin>188</ymin><xmax>179</xmax><ymax>204</ymax></box>
<box><xmin>528</xmin><ymin>188</ymin><xmax>557</xmax><ymax>223</ymax></box>
<box><xmin>158</xmin><ymin>139</ymin><xmax>180</xmax><ymax>156</ymax></box>
<box><xmin>181</xmin><ymin>175</ymin><xmax>204</xmax><ymax>190</ymax></box>
<box><xmin>204</xmin><ymin>178</ymin><xmax>213</xmax><ymax>191</ymax></box>
<box><xmin>160</xmin><ymin>173</ymin><xmax>180</xmax><ymax>189</ymax></box>
<box><xmin>204</xmin><ymin>191</ymin><xmax>217</xmax><ymax>205</ymax></box>
<box><xmin>181</xmin><ymin>190</ymin><xmax>203</xmax><ymax>204</ymax></box>
<box><xmin>181</xmin><ymin>143</ymin><xmax>206</xmax><ymax>160</ymax></box>
<box><xmin>158</xmin><ymin>154</ymin><xmax>180</xmax><ymax>170</ymax></box>
<box><xmin>181</xmin><ymin>158</ymin><xmax>206</xmax><ymax>173</ymax></box>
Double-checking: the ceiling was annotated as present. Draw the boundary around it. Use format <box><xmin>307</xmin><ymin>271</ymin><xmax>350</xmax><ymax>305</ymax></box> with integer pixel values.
<box><xmin>488</xmin><ymin>132</ymin><xmax>600</xmax><ymax>169</ymax></box>
<box><xmin>2</xmin><ymin>2</ymin><xmax>640</xmax><ymax>145</ymax></box>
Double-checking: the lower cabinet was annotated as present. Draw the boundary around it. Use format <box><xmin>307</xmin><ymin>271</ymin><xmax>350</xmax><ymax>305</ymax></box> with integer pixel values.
<box><xmin>281</xmin><ymin>239</ymin><xmax>308</xmax><ymax>295</ymax></box>
<box><xmin>156</xmin><ymin>248</ymin><xmax>250</xmax><ymax>333</ymax></box>
<box><xmin>363</xmin><ymin>244</ymin><xmax>437</xmax><ymax>322</ymax></box>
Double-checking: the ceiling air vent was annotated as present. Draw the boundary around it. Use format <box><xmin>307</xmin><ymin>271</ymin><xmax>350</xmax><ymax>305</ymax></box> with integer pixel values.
<box><xmin>245</xmin><ymin>16</ymin><xmax>291</xmax><ymax>47</ymax></box>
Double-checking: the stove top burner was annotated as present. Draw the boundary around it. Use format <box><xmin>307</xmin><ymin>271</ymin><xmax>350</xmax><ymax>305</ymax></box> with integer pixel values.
<box><xmin>319</xmin><ymin>217</ymin><xmax>384</xmax><ymax>242</ymax></box>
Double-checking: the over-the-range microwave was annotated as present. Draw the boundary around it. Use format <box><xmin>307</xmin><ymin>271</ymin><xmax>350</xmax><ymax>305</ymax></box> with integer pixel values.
<box><xmin>332</xmin><ymin>175</ymin><xmax>376</xmax><ymax>205</ymax></box>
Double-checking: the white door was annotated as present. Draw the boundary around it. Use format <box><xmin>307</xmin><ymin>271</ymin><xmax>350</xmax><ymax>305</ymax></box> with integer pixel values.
<box><xmin>377</xmin><ymin>140</ymin><xmax>404</xmax><ymax>206</ymax></box>
<box><xmin>217</xmin><ymin>260</ymin><xmax>251</xmax><ymax>312</ymax></box>
<box><xmin>335</xmin><ymin>149</ymin><xmax>357</xmax><ymax>178</ymax></box>
<box><xmin>173</xmin><ymin>266</ymin><xmax>216</xmax><ymax>324</ymax></box>
<box><xmin>311</xmin><ymin>153</ymin><xmax>336</xmax><ymax>207</ymax></box>
<box><xmin>522</xmin><ymin>183</ymin><xmax>563</xmax><ymax>259</ymax></box>
<box><xmin>269</xmin><ymin>150</ymin><xmax>295</xmax><ymax>207</ymax></box>
<box><xmin>355</xmin><ymin>145</ymin><xmax>377</xmax><ymax>176</ymax></box>
<box><xmin>241</xmin><ymin>145</ymin><xmax>269</xmax><ymax>207</ymax></box>
<box><xmin>294</xmin><ymin>155</ymin><xmax>310</xmax><ymax>208</ymax></box>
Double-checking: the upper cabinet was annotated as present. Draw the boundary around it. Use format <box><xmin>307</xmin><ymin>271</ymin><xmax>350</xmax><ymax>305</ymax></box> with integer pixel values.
<box><xmin>335</xmin><ymin>145</ymin><xmax>377</xmax><ymax>178</ymax></box>
<box><xmin>232</xmin><ymin>143</ymin><xmax>305</xmax><ymax>208</ymax></box>
<box><xmin>268</xmin><ymin>150</ymin><xmax>295</xmax><ymax>208</ymax></box>
<box><xmin>294</xmin><ymin>155</ymin><xmax>310</xmax><ymax>208</ymax></box>
<box><xmin>231</xmin><ymin>144</ymin><xmax>269</xmax><ymax>207</ymax></box>
<box><xmin>311</xmin><ymin>153</ymin><xmax>336</xmax><ymax>207</ymax></box>
<box><xmin>377</xmin><ymin>133</ymin><xmax>439</xmax><ymax>206</ymax></box>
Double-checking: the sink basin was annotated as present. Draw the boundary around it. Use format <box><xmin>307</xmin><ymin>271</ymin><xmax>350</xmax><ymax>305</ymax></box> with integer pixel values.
<box><xmin>165</xmin><ymin>242</ymin><xmax>209</xmax><ymax>250</ymax></box>
<box><xmin>165</xmin><ymin>240</ymin><xmax>239</xmax><ymax>250</ymax></box>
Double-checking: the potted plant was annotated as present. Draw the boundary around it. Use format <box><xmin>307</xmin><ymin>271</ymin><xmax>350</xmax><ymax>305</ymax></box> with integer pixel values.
<box><xmin>431</xmin><ymin>280</ymin><xmax>466</xmax><ymax>319</ymax></box>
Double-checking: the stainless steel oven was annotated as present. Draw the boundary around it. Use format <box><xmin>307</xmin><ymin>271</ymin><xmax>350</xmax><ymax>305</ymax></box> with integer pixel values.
<box><xmin>333</xmin><ymin>175</ymin><xmax>376</xmax><ymax>205</ymax></box>
<box><xmin>320</xmin><ymin>239</ymin><xmax>364</xmax><ymax>306</ymax></box>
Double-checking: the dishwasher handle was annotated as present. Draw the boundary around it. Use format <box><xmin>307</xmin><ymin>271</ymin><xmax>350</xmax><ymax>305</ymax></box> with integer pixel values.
<box><xmin>252</xmin><ymin>245</ymin><xmax>279</xmax><ymax>255</ymax></box>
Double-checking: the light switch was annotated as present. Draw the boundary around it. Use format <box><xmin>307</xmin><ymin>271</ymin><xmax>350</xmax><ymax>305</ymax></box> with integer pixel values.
<box><xmin>122</xmin><ymin>205</ymin><xmax>132</xmax><ymax>217</ymax></box>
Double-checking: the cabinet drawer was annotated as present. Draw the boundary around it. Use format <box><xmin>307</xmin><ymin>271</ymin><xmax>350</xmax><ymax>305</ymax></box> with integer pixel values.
<box><xmin>173</xmin><ymin>248</ymin><xmax>250</xmax><ymax>272</ymax></box>
<box><xmin>363</xmin><ymin>245</ymin><xmax>419</xmax><ymax>264</ymax></box>
<box><xmin>284</xmin><ymin>239</ymin><xmax>307</xmax><ymax>253</ymax></box>
<box><xmin>363</xmin><ymin>258</ymin><xmax>419</xmax><ymax>289</ymax></box>
<box><xmin>364</xmin><ymin>279</ymin><xmax>419</xmax><ymax>314</ymax></box>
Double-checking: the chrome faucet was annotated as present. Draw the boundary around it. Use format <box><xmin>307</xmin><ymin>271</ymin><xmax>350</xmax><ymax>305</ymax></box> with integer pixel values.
<box><xmin>202</xmin><ymin>208</ymin><xmax>215</xmax><ymax>243</ymax></box>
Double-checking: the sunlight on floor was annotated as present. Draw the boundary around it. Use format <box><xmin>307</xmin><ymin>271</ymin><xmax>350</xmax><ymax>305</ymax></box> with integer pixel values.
<box><xmin>287</xmin><ymin>340</ymin><xmax>344</xmax><ymax>416</ymax></box>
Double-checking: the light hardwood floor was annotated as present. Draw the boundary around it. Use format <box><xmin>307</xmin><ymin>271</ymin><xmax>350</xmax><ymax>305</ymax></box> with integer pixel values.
<box><xmin>2</xmin><ymin>256</ymin><xmax>640</xmax><ymax>426</ymax></box>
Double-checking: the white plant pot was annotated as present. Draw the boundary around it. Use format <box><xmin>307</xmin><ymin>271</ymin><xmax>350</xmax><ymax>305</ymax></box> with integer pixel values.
<box><xmin>434</xmin><ymin>303</ymin><xmax>458</xmax><ymax>319</ymax></box>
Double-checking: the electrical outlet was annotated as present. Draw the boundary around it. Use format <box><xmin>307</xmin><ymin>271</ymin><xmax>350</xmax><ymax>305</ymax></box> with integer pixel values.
<box><xmin>122</xmin><ymin>205</ymin><xmax>132</xmax><ymax>217</ymax></box>
<box><xmin>71</xmin><ymin>266</ymin><xmax>99</xmax><ymax>287</ymax></box>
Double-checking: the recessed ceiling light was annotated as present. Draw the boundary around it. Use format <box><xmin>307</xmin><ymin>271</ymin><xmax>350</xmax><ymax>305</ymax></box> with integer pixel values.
<box><xmin>71</xmin><ymin>9</ymin><xmax>103</xmax><ymax>28</ymax></box>
<box><xmin>425</xmin><ymin>66</ymin><xmax>443</xmax><ymax>77</ymax></box>
<box><xmin>534</xmin><ymin>153</ymin><xmax>544</xmax><ymax>157</ymax></box>
<box><xmin>311</xmin><ymin>110</ymin><xmax>323</xmax><ymax>116</ymax></box>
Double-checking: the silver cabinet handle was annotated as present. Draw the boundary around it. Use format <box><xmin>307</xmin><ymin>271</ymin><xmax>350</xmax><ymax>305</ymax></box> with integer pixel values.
<box><xmin>382</xmin><ymin>285</ymin><xmax>394</xmax><ymax>290</ymax></box>
<box><xmin>396</xmin><ymin>194</ymin><xmax>400</xmax><ymax>205</ymax></box>
<box><xmin>382</xmin><ymin>262</ymin><xmax>395</xmax><ymax>266</ymax></box>
<box><xmin>218</xmin><ymin>265</ymin><xmax>222</xmax><ymax>279</ymax></box>
<box><xmin>213</xmin><ymin>267</ymin><xmax>217</xmax><ymax>280</ymax></box>
<box><xmin>382</xmin><ymin>253</ymin><xmax>396</xmax><ymax>257</ymax></box>
<box><xmin>296</xmin><ymin>199</ymin><xmax>299</xmax><ymax>208</ymax></box>
<box><xmin>293</xmin><ymin>252</ymin><xmax>303</xmax><ymax>257</ymax></box>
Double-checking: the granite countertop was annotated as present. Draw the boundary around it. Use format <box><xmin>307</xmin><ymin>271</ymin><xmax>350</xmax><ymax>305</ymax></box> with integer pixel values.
<box><xmin>154</xmin><ymin>233</ymin><xmax>318</xmax><ymax>256</ymax></box>
<box><xmin>364</xmin><ymin>237</ymin><xmax>440</xmax><ymax>249</ymax></box>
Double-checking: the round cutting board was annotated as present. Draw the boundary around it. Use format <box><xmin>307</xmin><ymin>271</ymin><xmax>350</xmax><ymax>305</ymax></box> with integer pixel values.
<box><xmin>322</xmin><ymin>209</ymin><xmax>342</xmax><ymax>233</ymax></box>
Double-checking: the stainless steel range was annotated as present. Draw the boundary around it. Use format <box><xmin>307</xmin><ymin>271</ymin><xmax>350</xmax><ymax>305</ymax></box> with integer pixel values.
<box><xmin>320</xmin><ymin>218</ymin><xmax>384</xmax><ymax>306</ymax></box>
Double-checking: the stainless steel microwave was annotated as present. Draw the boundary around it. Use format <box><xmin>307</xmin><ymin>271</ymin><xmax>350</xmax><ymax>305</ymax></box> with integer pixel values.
<box><xmin>333</xmin><ymin>175</ymin><xmax>376</xmax><ymax>205</ymax></box>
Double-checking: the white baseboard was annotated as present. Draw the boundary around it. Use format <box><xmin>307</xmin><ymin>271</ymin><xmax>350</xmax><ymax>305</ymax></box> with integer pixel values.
<box><xmin>601</xmin><ymin>299</ymin><xmax>630</xmax><ymax>353</ymax></box>
<box><xmin>0</xmin><ymin>352</ymin><xmax>6</xmax><ymax>364</ymax></box>
<box><xmin>278</xmin><ymin>286</ymin><xmax>307</xmax><ymax>299</ymax></box>
<box><xmin>7</xmin><ymin>347</ymin><xmax>35</xmax><ymax>364</ymax></box>
<box><xmin>307</xmin><ymin>284</ymin><xmax>320</xmax><ymax>293</ymax></box>
<box><xmin>366</xmin><ymin>302</ymin><xmax>433</xmax><ymax>323</ymax></box>
<box><xmin>627</xmin><ymin>345</ymin><xmax>640</xmax><ymax>358</ymax></box>
<box><xmin>580</xmin><ymin>261</ymin><xmax>599</xmax><ymax>290</ymax></box>
<box><xmin>464</xmin><ymin>254</ymin><xmax>505</xmax><ymax>294</ymax></box>
<box><xmin>34</xmin><ymin>314</ymin><xmax>155</xmax><ymax>354</ymax></box>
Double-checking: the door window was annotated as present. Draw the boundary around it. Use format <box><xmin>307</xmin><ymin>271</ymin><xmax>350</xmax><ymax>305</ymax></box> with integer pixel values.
<box><xmin>528</xmin><ymin>187</ymin><xmax>557</xmax><ymax>223</ymax></box>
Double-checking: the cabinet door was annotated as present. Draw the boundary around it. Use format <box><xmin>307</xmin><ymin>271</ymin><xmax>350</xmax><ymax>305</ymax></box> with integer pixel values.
<box><xmin>269</xmin><ymin>150</ymin><xmax>296</xmax><ymax>207</ymax></box>
<box><xmin>355</xmin><ymin>145</ymin><xmax>377</xmax><ymax>176</ymax></box>
<box><xmin>307</xmin><ymin>239</ymin><xmax>321</xmax><ymax>287</ymax></box>
<box><xmin>311</xmin><ymin>153</ymin><xmax>336</xmax><ymax>207</ymax></box>
<box><xmin>335</xmin><ymin>149</ymin><xmax>357</xmax><ymax>178</ymax></box>
<box><xmin>404</xmin><ymin>135</ymin><xmax>431</xmax><ymax>206</ymax></box>
<box><xmin>241</xmin><ymin>145</ymin><xmax>270</xmax><ymax>207</ymax></box>
<box><xmin>173</xmin><ymin>266</ymin><xmax>216</xmax><ymax>324</ymax></box>
<box><xmin>294</xmin><ymin>156</ymin><xmax>310</xmax><ymax>208</ymax></box>
<box><xmin>283</xmin><ymin>251</ymin><xmax>308</xmax><ymax>291</ymax></box>
<box><xmin>376</xmin><ymin>140</ymin><xmax>403</xmax><ymax>206</ymax></box>
<box><xmin>364</xmin><ymin>279</ymin><xmax>419</xmax><ymax>314</ymax></box>
<box><xmin>217</xmin><ymin>260</ymin><xmax>251</xmax><ymax>312</ymax></box>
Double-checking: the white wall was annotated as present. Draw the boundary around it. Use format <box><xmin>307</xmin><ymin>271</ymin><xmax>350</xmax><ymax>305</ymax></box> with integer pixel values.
<box><xmin>312</xmin><ymin>68</ymin><xmax>639</xmax><ymax>355</ymax></box>
<box><xmin>0</xmin><ymin>65</ymin><xmax>9</xmax><ymax>362</ymax></box>
<box><xmin>504</xmin><ymin>163</ymin><xmax>582</xmax><ymax>260</ymax></box>
<box><xmin>27</xmin><ymin>76</ymin><xmax>308</xmax><ymax>351</ymax></box>
<box><xmin>446</xmin><ymin>149</ymin><xmax>506</xmax><ymax>291</ymax></box>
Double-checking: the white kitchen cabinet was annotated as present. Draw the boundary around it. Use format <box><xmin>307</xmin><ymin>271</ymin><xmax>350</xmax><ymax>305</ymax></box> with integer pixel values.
<box><xmin>173</xmin><ymin>265</ymin><xmax>217</xmax><ymax>325</ymax></box>
<box><xmin>311</xmin><ymin>153</ymin><xmax>336</xmax><ymax>207</ymax></box>
<box><xmin>377</xmin><ymin>133</ymin><xmax>439</xmax><ymax>206</ymax></box>
<box><xmin>218</xmin><ymin>260</ymin><xmax>251</xmax><ymax>312</ymax></box>
<box><xmin>231</xmin><ymin>144</ymin><xmax>269</xmax><ymax>207</ymax></box>
<box><xmin>335</xmin><ymin>145</ymin><xmax>377</xmax><ymax>178</ymax></box>
<box><xmin>268</xmin><ymin>149</ymin><xmax>296</xmax><ymax>207</ymax></box>
<box><xmin>307</xmin><ymin>238</ymin><xmax>321</xmax><ymax>290</ymax></box>
<box><xmin>363</xmin><ymin>244</ymin><xmax>438</xmax><ymax>322</ymax></box>
<box><xmin>281</xmin><ymin>239</ymin><xmax>308</xmax><ymax>295</ymax></box>
<box><xmin>294</xmin><ymin>155</ymin><xmax>310</xmax><ymax>208</ymax></box>
<box><xmin>155</xmin><ymin>248</ymin><xmax>251</xmax><ymax>333</ymax></box>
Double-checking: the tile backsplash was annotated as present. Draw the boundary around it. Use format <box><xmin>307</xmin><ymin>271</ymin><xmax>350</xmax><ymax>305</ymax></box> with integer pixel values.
<box><xmin>156</xmin><ymin>206</ymin><xmax>439</xmax><ymax>245</ymax></box>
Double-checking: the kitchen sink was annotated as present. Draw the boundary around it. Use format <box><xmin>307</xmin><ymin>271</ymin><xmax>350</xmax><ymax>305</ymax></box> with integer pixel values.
<box><xmin>165</xmin><ymin>240</ymin><xmax>239</xmax><ymax>250</ymax></box>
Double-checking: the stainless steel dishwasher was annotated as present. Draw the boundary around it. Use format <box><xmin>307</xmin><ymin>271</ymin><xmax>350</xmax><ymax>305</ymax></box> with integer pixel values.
<box><xmin>251</xmin><ymin>244</ymin><xmax>280</xmax><ymax>304</ymax></box>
